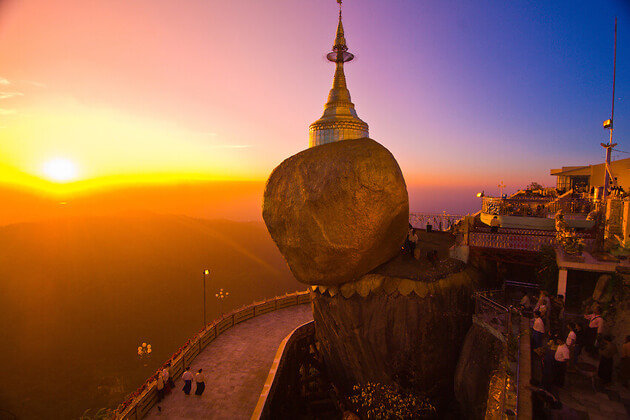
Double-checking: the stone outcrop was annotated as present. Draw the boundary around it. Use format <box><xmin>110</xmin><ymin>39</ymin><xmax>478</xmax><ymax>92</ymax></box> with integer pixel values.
<box><xmin>592</xmin><ymin>274</ymin><xmax>613</xmax><ymax>303</ymax></box>
<box><xmin>454</xmin><ymin>319</ymin><xmax>507</xmax><ymax>420</ymax></box>
<box><xmin>310</xmin><ymin>266</ymin><xmax>479</xmax><ymax>406</ymax></box>
<box><xmin>263</xmin><ymin>138</ymin><xmax>409</xmax><ymax>285</ymax></box>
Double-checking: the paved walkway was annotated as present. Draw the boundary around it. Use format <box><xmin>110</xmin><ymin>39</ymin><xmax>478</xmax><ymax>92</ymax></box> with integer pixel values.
<box><xmin>558</xmin><ymin>352</ymin><xmax>630</xmax><ymax>420</ymax></box>
<box><xmin>145</xmin><ymin>304</ymin><xmax>313</xmax><ymax>420</ymax></box>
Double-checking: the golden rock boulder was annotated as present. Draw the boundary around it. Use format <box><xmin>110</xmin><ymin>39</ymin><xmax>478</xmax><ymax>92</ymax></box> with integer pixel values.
<box><xmin>262</xmin><ymin>138</ymin><xmax>409</xmax><ymax>285</ymax></box>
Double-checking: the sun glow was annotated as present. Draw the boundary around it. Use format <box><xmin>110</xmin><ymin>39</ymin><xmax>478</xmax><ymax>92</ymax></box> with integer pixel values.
<box><xmin>42</xmin><ymin>158</ymin><xmax>79</xmax><ymax>182</ymax></box>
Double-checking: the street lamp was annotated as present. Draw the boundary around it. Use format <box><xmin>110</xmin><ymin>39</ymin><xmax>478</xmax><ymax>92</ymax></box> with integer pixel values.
<box><xmin>203</xmin><ymin>269</ymin><xmax>210</xmax><ymax>328</ymax></box>
<box><xmin>137</xmin><ymin>342</ymin><xmax>152</xmax><ymax>367</ymax></box>
<box><xmin>215</xmin><ymin>288</ymin><xmax>229</xmax><ymax>316</ymax></box>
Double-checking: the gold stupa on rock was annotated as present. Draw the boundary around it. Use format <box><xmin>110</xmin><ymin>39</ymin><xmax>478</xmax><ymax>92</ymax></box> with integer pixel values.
<box><xmin>309</xmin><ymin>1</ymin><xmax>369</xmax><ymax>148</ymax></box>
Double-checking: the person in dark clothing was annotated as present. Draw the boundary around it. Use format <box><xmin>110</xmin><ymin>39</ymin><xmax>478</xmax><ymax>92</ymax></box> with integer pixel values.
<box><xmin>552</xmin><ymin>336</ymin><xmax>570</xmax><ymax>388</ymax></box>
<box><xmin>542</xmin><ymin>342</ymin><xmax>556</xmax><ymax>391</ymax></box>
<box><xmin>573</xmin><ymin>322</ymin><xmax>586</xmax><ymax>367</ymax></box>
<box><xmin>195</xmin><ymin>368</ymin><xmax>206</xmax><ymax>396</ymax></box>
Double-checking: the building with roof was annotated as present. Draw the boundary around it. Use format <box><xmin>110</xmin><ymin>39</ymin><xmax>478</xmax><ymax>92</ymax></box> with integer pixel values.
<box><xmin>551</xmin><ymin>157</ymin><xmax>630</xmax><ymax>195</ymax></box>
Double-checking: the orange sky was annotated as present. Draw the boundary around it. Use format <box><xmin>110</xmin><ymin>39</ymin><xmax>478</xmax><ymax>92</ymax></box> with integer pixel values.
<box><xmin>0</xmin><ymin>0</ymin><xmax>627</xmax><ymax>214</ymax></box>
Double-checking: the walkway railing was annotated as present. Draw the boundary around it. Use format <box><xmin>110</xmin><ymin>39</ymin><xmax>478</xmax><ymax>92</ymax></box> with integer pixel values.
<box><xmin>469</xmin><ymin>228</ymin><xmax>594</xmax><ymax>252</ymax></box>
<box><xmin>409</xmin><ymin>212</ymin><xmax>467</xmax><ymax>231</ymax></box>
<box><xmin>473</xmin><ymin>290</ymin><xmax>518</xmax><ymax>419</ymax></box>
<box><xmin>113</xmin><ymin>290</ymin><xmax>311</xmax><ymax>420</ymax></box>
<box><xmin>252</xmin><ymin>321</ymin><xmax>317</xmax><ymax>420</ymax></box>
<box><xmin>482</xmin><ymin>197</ymin><xmax>600</xmax><ymax>217</ymax></box>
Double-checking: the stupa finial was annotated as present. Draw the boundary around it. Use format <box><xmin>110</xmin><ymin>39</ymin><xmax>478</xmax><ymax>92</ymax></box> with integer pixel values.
<box><xmin>308</xmin><ymin>0</ymin><xmax>369</xmax><ymax>148</ymax></box>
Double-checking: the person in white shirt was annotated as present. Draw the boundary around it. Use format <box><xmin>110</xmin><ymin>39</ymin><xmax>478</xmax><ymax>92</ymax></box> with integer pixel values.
<box><xmin>532</xmin><ymin>311</ymin><xmax>545</xmax><ymax>350</ymax></box>
<box><xmin>408</xmin><ymin>229</ymin><xmax>418</xmax><ymax>257</ymax></box>
<box><xmin>553</xmin><ymin>336</ymin><xmax>570</xmax><ymax>387</ymax></box>
<box><xmin>566</xmin><ymin>324</ymin><xmax>576</xmax><ymax>347</ymax></box>
<box><xmin>195</xmin><ymin>368</ymin><xmax>206</xmax><ymax>396</ymax></box>
<box><xmin>182</xmin><ymin>366</ymin><xmax>193</xmax><ymax>395</ymax></box>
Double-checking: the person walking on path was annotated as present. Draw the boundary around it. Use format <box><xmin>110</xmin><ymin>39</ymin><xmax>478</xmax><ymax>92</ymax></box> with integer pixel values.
<box><xmin>165</xmin><ymin>363</ymin><xmax>175</xmax><ymax>389</ymax></box>
<box><xmin>182</xmin><ymin>366</ymin><xmax>193</xmax><ymax>395</ymax></box>
<box><xmin>621</xmin><ymin>335</ymin><xmax>630</xmax><ymax>388</ymax></box>
<box><xmin>156</xmin><ymin>372</ymin><xmax>165</xmax><ymax>402</ymax></box>
<box><xmin>162</xmin><ymin>365</ymin><xmax>172</xmax><ymax>394</ymax></box>
<box><xmin>598</xmin><ymin>335</ymin><xmax>617</xmax><ymax>385</ymax></box>
<box><xmin>194</xmin><ymin>368</ymin><xmax>206</xmax><ymax>396</ymax></box>
<box><xmin>532</xmin><ymin>310</ymin><xmax>545</xmax><ymax>350</ymax></box>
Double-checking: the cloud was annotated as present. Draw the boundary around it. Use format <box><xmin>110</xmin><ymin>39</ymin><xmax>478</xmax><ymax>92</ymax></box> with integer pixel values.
<box><xmin>0</xmin><ymin>77</ymin><xmax>10</xmax><ymax>85</ymax></box>
<box><xmin>20</xmin><ymin>80</ymin><xmax>47</xmax><ymax>88</ymax></box>
<box><xmin>0</xmin><ymin>92</ymin><xmax>24</xmax><ymax>100</ymax></box>
<box><xmin>0</xmin><ymin>109</ymin><xmax>17</xmax><ymax>115</ymax></box>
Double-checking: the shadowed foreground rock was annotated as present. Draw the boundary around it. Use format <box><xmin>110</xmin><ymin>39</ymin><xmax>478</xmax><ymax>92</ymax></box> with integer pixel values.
<box><xmin>454</xmin><ymin>320</ymin><xmax>507</xmax><ymax>420</ymax></box>
<box><xmin>310</xmin><ymin>265</ymin><xmax>479</xmax><ymax>406</ymax></box>
<box><xmin>263</xmin><ymin>138</ymin><xmax>409</xmax><ymax>286</ymax></box>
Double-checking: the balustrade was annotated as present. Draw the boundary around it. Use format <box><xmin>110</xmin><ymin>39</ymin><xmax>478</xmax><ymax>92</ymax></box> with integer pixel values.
<box><xmin>114</xmin><ymin>290</ymin><xmax>310</xmax><ymax>420</ymax></box>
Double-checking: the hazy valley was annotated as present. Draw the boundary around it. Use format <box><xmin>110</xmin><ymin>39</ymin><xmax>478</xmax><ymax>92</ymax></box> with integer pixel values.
<box><xmin>0</xmin><ymin>214</ymin><xmax>300</xmax><ymax>419</ymax></box>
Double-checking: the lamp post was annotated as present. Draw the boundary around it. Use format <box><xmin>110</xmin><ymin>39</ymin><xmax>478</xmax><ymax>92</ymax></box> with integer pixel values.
<box><xmin>215</xmin><ymin>288</ymin><xmax>229</xmax><ymax>316</ymax></box>
<box><xmin>601</xmin><ymin>17</ymin><xmax>617</xmax><ymax>201</ymax></box>
<box><xmin>203</xmin><ymin>269</ymin><xmax>209</xmax><ymax>328</ymax></box>
<box><xmin>498</xmin><ymin>181</ymin><xmax>506</xmax><ymax>198</ymax></box>
<box><xmin>137</xmin><ymin>342</ymin><xmax>152</xmax><ymax>367</ymax></box>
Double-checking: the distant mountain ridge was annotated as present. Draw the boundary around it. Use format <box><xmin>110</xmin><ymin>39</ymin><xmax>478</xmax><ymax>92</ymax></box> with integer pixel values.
<box><xmin>0</xmin><ymin>213</ymin><xmax>300</xmax><ymax>419</ymax></box>
<box><xmin>0</xmin><ymin>180</ymin><xmax>266</xmax><ymax>226</ymax></box>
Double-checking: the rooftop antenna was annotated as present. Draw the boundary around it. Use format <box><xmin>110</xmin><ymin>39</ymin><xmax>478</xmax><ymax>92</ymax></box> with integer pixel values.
<box><xmin>601</xmin><ymin>17</ymin><xmax>618</xmax><ymax>200</ymax></box>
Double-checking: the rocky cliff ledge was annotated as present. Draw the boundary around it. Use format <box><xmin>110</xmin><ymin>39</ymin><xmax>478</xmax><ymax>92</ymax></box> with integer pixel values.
<box><xmin>454</xmin><ymin>318</ymin><xmax>508</xmax><ymax>420</ymax></box>
<box><xmin>311</xmin><ymin>262</ymin><xmax>480</xmax><ymax>406</ymax></box>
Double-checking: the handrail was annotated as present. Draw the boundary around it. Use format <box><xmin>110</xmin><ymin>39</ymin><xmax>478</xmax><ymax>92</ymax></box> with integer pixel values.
<box><xmin>113</xmin><ymin>290</ymin><xmax>310</xmax><ymax>420</ymax></box>
<box><xmin>251</xmin><ymin>321</ymin><xmax>315</xmax><ymax>419</ymax></box>
<box><xmin>472</xmin><ymin>290</ymin><xmax>516</xmax><ymax>419</ymax></box>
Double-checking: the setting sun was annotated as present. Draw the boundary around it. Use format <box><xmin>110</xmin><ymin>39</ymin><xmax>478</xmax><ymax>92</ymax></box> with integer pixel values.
<box><xmin>42</xmin><ymin>158</ymin><xmax>79</xmax><ymax>182</ymax></box>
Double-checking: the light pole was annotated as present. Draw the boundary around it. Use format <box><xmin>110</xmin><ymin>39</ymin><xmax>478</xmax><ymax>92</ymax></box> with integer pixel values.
<box><xmin>215</xmin><ymin>288</ymin><xmax>229</xmax><ymax>316</ymax></box>
<box><xmin>498</xmin><ymin>181</ymin><xmax>506</xmax><ymax>198</ymax></box>
<box><xmin>137</xmin><ymin>342</ymin><xmax>152</xmax><ymax>367</ymax></box>
<box><xmin>203</xmin><ymin>269</ymin><xmax>209</xmax><ymax>328</ymax></box>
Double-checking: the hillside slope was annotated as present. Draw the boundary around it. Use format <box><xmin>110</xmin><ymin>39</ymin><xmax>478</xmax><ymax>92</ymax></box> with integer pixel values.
<box><xmin>0</xmin><ymin>214</ymin><xmax>300</xmax><ymax>419</ymax></box>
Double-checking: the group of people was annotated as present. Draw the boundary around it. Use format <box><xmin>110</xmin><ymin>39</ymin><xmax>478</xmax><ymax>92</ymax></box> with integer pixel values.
<box><xmin>525</xmin><ymin>291</ymin><xmax>630</xmax><ymax>395</ymax></box>
<box><xmin>157</xmin><ymin>364</ymin><xmax>207</xmax><ymax>402</ymax></box>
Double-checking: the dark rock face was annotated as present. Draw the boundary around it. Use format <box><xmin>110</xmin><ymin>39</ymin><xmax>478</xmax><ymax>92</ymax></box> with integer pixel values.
<box><xmin>454</xmin><ymin>320</ymin><xmax>507</xmax><ymax>420</ymax></box>
<box><xmin>263</xmin><ymin>138</ymin><xmax>409</xmax><ymax>286</ymax></box>
<box><xmin>310</xmin><ymin>267</ymin><xmax>479</xmax><ymax>406</ymax></box>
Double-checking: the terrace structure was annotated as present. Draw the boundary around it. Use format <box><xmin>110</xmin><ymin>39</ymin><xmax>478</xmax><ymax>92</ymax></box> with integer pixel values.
<box><xmin>115</xmin><ymin>293</ymin><xmax>313</xmax><ymax>419</ymax></box>
<box><xmin>452</xmin><ymin>165</ymin><xmax>630</xmax><ymax>303</ymax></box>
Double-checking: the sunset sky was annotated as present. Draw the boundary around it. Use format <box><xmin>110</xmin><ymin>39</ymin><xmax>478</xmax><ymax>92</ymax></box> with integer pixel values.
<box><xmin>0</xmin><ymin>0</ymin><xmax>629</xmax><ymax>216</ymax></box>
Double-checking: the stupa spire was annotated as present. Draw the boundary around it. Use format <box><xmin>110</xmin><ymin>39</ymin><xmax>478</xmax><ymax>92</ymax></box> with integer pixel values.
<box><xmin>309</xmin><ymin>0</ymin><xmax>369</xmax><ymax>148</ymax></box>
